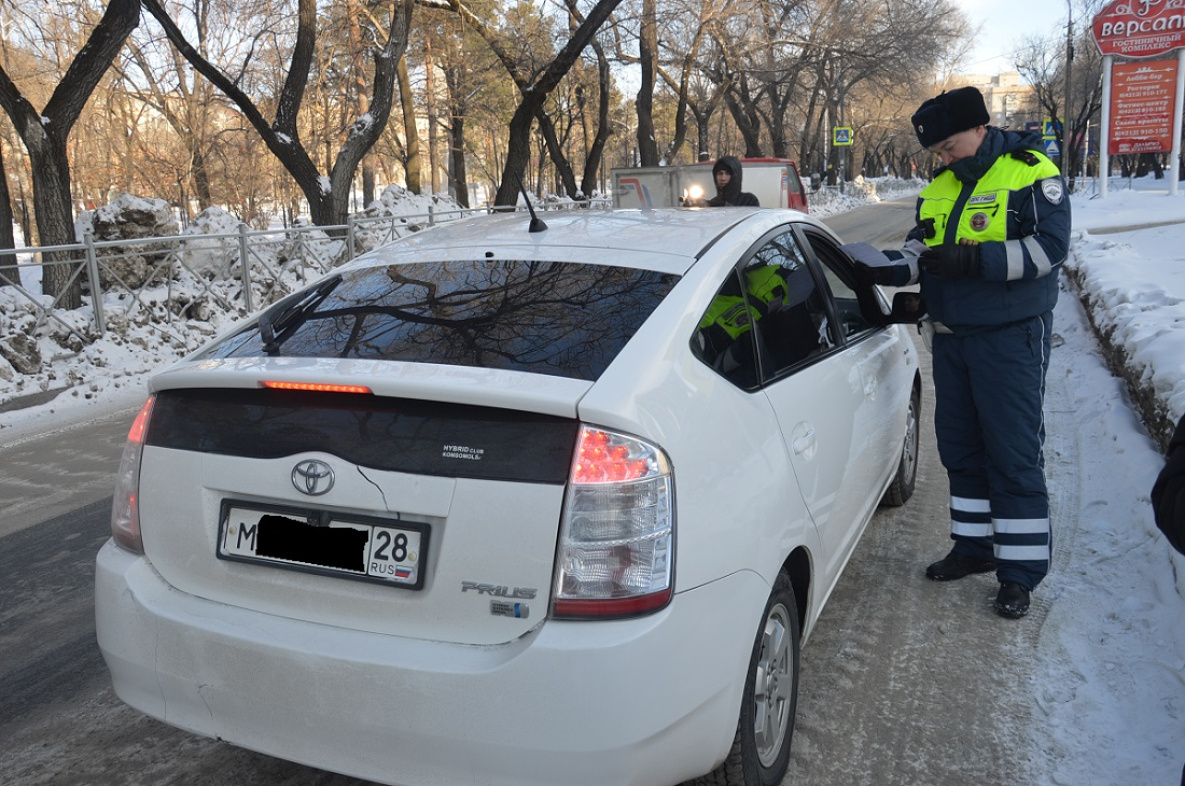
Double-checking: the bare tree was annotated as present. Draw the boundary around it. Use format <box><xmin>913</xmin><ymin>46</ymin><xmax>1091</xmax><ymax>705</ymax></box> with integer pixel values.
<box><xmin>423</xmin><ymin>0</ymin><xmax>624</xmax><ymax>206</ymax></box>
<box><xmin>141</xmin><ymin>0</ymin><xmax>413</xmax><ymax>226</ymax></box>
<box><xmin>0</xmin><ymin>0</ymin><xmax>139</xmax><ymax>307</ymax></box>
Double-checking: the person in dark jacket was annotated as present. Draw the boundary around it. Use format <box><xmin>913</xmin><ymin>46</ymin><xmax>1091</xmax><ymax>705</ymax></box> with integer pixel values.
<box><xmin>1152</xmin><ymin>414</ymin><xmax>1185</xmax><ymax>554</ymax></box>
<box><xmin>1153</xmin><ymin>414</ymin><xmax>1185</xmax><ymax>786</ymax></box>
<box><xmin>707</xmin><ymin>156</ymin><xmax>760</xmax><ymax>207</ymax></box>
<box><xmin>853</xmin><ymin>86</ymin><xmax>1072</xmax><ymax>619</ymax></box>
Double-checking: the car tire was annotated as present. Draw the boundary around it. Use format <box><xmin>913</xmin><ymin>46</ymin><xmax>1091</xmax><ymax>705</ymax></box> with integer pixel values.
<box><xmin>883</xmin><ymin>383</ymin><xmax>921</xmax><ymax>507</ymax></box>
<box><xmin>703</xmin><ymin>570</ymin><xmax>801</xmax><ymax>786</ymax></box>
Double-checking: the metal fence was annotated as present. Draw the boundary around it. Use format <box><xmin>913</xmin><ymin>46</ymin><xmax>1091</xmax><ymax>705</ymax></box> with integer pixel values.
<box><xmin>0</xmin><ymin>202</ymin><xmax>603</xmax><ymax>353</ymax></box>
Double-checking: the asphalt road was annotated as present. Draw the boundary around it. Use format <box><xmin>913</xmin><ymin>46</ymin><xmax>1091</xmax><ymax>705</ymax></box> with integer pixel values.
<box><xmin>0</xmin><ymin>200</ymin><xmax>1050</xmax><ymax>784</ymax></box>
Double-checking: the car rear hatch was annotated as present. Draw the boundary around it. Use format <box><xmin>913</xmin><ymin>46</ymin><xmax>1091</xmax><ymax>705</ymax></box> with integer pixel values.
<box><xmin>132</xmin><ymin>254</ymin><xmax>681</xmax><ymax>646</ymax></box>
<box><xmin>137</xmin><ymin>376</ymin><xmax>583</xmax><ymax>646</ymax></box>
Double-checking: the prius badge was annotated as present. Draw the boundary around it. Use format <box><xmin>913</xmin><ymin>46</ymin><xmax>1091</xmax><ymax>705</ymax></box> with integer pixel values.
<box><xmin>292</xmin><ymin>459</ymin><xmax>335</xmax><ymax>496</ymax></box>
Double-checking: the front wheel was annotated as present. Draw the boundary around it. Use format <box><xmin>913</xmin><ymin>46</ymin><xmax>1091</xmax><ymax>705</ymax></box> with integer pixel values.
<box><xmin>708</xmin><ymin>571</ymin><xmax>801</xmax><ymax>785</ymax></box>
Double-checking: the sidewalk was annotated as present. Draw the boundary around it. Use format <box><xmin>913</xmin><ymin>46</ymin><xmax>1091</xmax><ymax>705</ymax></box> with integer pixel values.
<box><xmin>1065</xmin><ymin>181</ymin><xmax>1185</xmax><ymax>450</ymax></box>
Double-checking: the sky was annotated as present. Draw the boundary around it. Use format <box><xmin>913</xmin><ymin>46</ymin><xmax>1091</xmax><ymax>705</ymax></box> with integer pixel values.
<box><xmin>2</xmin><ymin>177</ymin><xmax>1185</xmax><ymax>782</ymax></box>
<box><xmin>960</xmin><ymin>0</ymin><xmax>1075</xmax><ymax>76</ymax></box>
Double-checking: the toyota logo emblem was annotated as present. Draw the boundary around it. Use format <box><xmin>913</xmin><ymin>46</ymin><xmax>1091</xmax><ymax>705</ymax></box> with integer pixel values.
<box><xmin>292</xmin><ymin>459</ymin><xmax>335</xmax><ymax>496</ymax></box>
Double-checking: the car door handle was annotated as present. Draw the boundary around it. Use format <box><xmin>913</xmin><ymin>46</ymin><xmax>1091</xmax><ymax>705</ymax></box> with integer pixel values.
<box><xmin>792</xmin><ymin>427</ymin><xmax>816</xmax><ymax>455</ymax></box>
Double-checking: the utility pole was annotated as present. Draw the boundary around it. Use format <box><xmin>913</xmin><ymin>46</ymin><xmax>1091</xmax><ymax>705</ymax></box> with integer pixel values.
<box><xmin>1064</xmin><ymin>0</ymin><xmax>1075</xmax><ymax>185</ymax></box>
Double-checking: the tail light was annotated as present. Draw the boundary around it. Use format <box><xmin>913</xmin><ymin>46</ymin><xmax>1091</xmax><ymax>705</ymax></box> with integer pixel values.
<box><xmin>111</xmin><ymin>396</ymin><xmax>155</xmax><ymax>554</ymax></box>
<box><xmin>552</xmin><ymin>426</ymin><xmax>674</xmax><ymax>619</ymax></box>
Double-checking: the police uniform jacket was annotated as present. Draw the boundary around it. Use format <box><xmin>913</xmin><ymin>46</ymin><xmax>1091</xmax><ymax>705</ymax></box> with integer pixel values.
<box><xmin>893</xmin><ymin>127</ymin><xmax>1071</xmax><ymax>330</ymax></box>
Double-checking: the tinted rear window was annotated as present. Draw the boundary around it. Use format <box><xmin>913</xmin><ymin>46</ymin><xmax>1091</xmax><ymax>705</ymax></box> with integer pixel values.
<box><xmin>199</xmin><ymin>260</ymin><xmax>680</xmax><ymax>381</ymax></box>
<box><xmin>148</xmin><ymin>388</ymin><xmax>580</xmax><ymax>484</ymax></box>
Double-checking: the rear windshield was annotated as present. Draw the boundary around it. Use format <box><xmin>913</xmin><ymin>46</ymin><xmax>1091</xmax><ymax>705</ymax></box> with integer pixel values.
<box><xmin>199</xmin><ymin>260</ymin><xmax>680</xmax><ymax>381</ymax></box>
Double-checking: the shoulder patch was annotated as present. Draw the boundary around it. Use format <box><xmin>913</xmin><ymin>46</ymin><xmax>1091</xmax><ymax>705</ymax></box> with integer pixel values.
<box><xmin>1041</xmin><ymin>178</ymin><xmax>1064</xmax><ymax>205</ymax></box>
<box><xmin>1011</xmin><ymin>150</ymin><xmax>1040</xmax><ymax>166</ymax></box>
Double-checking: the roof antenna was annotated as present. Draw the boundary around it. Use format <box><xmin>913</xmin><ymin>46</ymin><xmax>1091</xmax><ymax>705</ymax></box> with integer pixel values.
<box><xmin>512</xmin><ymin>171</ymin><xmax>548</xmax><ymax>233</ymax></box>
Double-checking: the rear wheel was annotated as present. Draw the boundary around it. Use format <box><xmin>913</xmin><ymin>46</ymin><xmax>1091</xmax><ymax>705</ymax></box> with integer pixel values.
<box><xmin>708</xmin><ymin>571</ymin><xmax>800</xmax><ymax>785</ymax></box>
<box><xmin>884</xmin><ymin>384</ymin><xmax>920</xmax><ymax>507</ymax></box>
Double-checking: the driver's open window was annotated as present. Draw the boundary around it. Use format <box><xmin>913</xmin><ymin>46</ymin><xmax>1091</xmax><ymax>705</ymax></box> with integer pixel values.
<box><xmin>803</xmin><ymin>230</ymin><xmax>879</xmax><ymax>339</ymax></box>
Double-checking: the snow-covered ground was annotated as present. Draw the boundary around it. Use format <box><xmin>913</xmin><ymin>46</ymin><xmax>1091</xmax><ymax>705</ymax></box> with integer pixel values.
<box><xmin>1</xmin><ymin>175</ymin><xmax>1183</xmax><ymax>783</ymax></box>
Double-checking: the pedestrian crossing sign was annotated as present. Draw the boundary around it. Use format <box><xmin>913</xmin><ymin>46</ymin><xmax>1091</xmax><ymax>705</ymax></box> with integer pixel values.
<box><xmin>833</xmin><ymin>127</ymin><xmax>853</xmax><ymax>146</ymax></box>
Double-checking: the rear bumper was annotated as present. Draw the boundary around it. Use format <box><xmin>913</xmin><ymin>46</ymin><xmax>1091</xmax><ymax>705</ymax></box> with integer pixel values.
<box><xmin>95</xmin><ymin>540</ymin><xmax>769</xmax><ymax>786</ymax></box>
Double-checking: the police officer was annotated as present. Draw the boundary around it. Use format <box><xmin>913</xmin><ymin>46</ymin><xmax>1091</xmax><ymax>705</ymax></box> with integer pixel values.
<box><xmin>707</xmin><ymin>156</ymin><xmax>760</xmax><ymax>206</ymax></box>
<box><xmin>856</xmin><ymin>86</ymin><xmax>1071</xmax><ymax>619</ymax></box>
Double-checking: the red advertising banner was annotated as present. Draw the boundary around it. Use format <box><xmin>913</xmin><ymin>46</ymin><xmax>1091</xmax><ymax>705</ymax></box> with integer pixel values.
<box><xmin>1108</xmin><ymin>59</ymin><xmax>1180</xmax><ymax>154</ymax></box>
<box><xmin>1093</xmin><ymin>0</ymin><xmax>1185</xmax><ymax>59</ymax></box>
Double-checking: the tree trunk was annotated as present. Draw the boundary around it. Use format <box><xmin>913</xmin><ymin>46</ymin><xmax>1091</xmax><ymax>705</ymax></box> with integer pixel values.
<box><xmin>0</xmin><ymin>144</ymin><xmax>16</xmax><ymax>287</ymax></box>
<box><xmin>348</xmin><ymin>3</ymin><xmax>376</xmax><ymax>208</ymax></box>
<box><xmin>635</xmin><ymin>0</ymin><xmax>659</xmax><ymax>166</ymax></box>
<box><xmin>442</xmin><ymin>64</ymin><xmax>470</xmax><ymax>208</ymax></box>
<box><xmin>449</xmin><ymin>116</ymin><xmax>469</xmax><ymax>207</ymax></box>
<box><xmin>362</xmin><ymin>160</ymin><xmax>376</xmax><ymax>207</ymax></box>
<box><xmin>425</xmin><ymin>40</ymin><xmax>440</xmax><ymax>195</ymax></box>
<box><xmin>192</xmin><ymin>147</ymin><xmax>213</xmax><ymax>208</ymax></box>
<box><xmin>579</xmin><ymin>51</ymin><xmax>612</xmax><ymax>199</ymax></box>
<box><xmin>397</xmin><ymin>56</ymin><xmax>423</xmax><ymax>194</ymax></box>
<box><xmin>495</xmin><ymin>98</ymin><xmax>542</xmax><ymax>206</ymax></box>
<box><xmin>29</xmin><ymin>134</ymin><xmax>81</xmax><ymax>307</ymax></box>
<box><xmin>535</xmin><ymin>108</ymin><xmax>579</xmax><ymax>199</ymax></box>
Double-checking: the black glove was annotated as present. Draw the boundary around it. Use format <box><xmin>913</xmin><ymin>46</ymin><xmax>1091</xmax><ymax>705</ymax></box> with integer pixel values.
<box><xmin>854</xmin><ymin>262</ymin><xmax>897</xmax><ymax>287</ymax></box>
<box><xmin>919</xmin><ymin>244</ymin><xmax>980</xmax><ymax>279</ymax></box>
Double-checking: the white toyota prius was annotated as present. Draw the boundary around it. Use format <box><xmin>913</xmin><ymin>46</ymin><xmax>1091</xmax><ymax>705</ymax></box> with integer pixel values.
<box><xmin>96</xmin><ymin>207</ymin><xmax>921</xmax><ymax>786</ymax></box>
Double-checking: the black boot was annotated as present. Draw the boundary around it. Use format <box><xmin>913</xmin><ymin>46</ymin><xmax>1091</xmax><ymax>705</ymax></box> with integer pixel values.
<box><xmin>994</xmin><ymin>582</ymin><xmax>1031</xmax><ymax>619</ymax></box>
<box><xmin>925</xmin><ymin>549</ymin><xmax>996</xmax><ymax>581</ymax></box>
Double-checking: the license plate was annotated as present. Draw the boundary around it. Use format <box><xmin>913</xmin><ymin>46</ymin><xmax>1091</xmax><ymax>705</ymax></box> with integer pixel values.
<box><xmin>217</xmin><ymin>501</ymin><xmax>427</xmax><ymax>589</ymax></box>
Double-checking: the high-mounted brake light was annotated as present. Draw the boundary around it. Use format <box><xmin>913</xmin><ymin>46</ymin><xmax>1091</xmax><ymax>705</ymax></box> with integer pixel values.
<box><xmin>260</xmin><ymin>381</ymin><xmax>373</xmax><ymax>394</ymax></box>
<box><xmin>553</xmin><ymin>426</ymin><xmax>674</xmax><ymax>620</ymax></box>
<box><xmin>111</xmin><ymin>396</ymin><xmax>155</xmax><ymax>554</ymax></box>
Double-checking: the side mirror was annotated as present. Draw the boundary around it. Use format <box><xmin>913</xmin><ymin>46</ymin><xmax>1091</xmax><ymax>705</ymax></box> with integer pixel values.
<box><xmin>884</xmin><ymin>292</ymin><xmax>926</xmax><ymax>325</ymax></box>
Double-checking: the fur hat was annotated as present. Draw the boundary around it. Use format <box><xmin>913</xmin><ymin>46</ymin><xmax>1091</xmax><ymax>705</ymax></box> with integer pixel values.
<box><xmin>911</xmin><ymin>86</ymin><xmax>990</xmax><ymax>148</ymax></box>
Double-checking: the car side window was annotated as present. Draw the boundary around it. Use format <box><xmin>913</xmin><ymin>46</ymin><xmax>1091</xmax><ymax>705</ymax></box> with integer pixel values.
<box><xmin>744</xmin><ymin>230</ymin><xmax>834</xmax><ymax>379</ymax></box>
<box><xmin>692</xmin><ymin>268</ymin><xmax>761</xmax><ymax>390</ymax></box>
<box><xmin>802</xmin><ymin>229</ymin><xmax>879</xmax><ymax>339</ymax></box>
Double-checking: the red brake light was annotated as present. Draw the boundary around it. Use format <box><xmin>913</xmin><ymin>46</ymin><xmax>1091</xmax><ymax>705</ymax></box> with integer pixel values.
<box><xmin>260</xmin><ymin>381</ymin><xmax>373</xmax><ymax>394</ymax></box>
<box><xmin>111</xmin><ymin>396</ymin><xmax>155</xmax><ymax>554</ymax></box>
<box><xmin>127</xmin><ymin>397</ymin><xmax>153</xmax><ymax>443</ymax></box>
<box><xmin>573</xmin><ymin>428</ymin><xmax>652</xmax><ymax>483</ymax></box>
